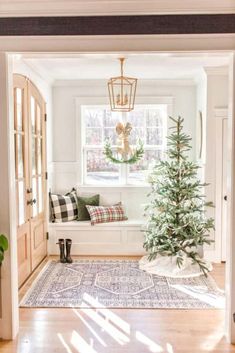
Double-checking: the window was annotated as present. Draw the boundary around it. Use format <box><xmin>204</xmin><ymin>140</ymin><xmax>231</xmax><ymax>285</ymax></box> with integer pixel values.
<box><xmin>82</xmin><ymin>104</ymin><xmax>167</xmax><ymax>185</ymax></box>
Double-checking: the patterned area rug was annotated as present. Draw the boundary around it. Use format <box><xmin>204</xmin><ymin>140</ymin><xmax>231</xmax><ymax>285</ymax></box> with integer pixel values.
<box><xmin>20</xmin><ymin>260</ymin><xmax>225</xmax><ymax>309</ymax></box>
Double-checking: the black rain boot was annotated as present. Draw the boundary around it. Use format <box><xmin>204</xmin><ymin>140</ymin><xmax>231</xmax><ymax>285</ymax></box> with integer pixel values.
<box><xmin>65</xmin><ymin>238</ymin><xmax>73</xmax><ymax>263</ymax></box>
<box><xmin>57</xmin><ymin>238</ymin><xmax>66</xmax><ymax>263</ymax></box>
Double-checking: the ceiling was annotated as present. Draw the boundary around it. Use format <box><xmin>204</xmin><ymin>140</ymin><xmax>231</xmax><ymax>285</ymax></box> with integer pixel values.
<box><xmin>15</xmin><ymin>53</ymin><xmax>230</xmax><ymax>83</ymax></box>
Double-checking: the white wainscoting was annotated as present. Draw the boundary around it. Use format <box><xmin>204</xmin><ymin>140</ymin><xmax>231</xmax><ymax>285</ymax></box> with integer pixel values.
<box><xmin>48</xmin><ymin>220</ymin><xmax>146</xmax><ymax>255</ymax></box>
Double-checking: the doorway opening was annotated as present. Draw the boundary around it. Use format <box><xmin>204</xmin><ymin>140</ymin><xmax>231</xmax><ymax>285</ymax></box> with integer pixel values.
<box><xmin>3</xmin><ymin>50</ymin><xmax>233</xmax><ymax>350</ymax></box>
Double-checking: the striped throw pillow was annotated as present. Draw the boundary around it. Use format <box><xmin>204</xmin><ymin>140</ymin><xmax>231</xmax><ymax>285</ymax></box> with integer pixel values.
<box><xmin>86</xmin><ymin>204</ymin><xmax>128</xmax><ymax>225</ymax></box>
<box><xmin>50</xmin><ymin>189</ymin><xmax>78</xmax><ymax>223</ymax></box>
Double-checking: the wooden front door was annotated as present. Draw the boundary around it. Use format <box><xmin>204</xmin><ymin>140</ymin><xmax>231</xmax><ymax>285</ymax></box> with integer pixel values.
<box><xmin>14</xmin><ymin>75</ymin><xmax>47</xmax><ymax>287</ymax></box>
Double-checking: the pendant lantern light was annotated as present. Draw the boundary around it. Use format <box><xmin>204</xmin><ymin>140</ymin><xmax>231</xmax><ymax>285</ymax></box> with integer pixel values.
<box><xmin>108</xmin><ymin>58</ymin><xmax>137</xmax><ymax>112</ymax></box>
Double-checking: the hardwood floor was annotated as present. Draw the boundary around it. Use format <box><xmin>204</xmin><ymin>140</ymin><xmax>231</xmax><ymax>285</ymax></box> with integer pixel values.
<box><xmin>1</xmin><ymin>257</ymin><xmax>234</xmax><ymax>353</ymax></box>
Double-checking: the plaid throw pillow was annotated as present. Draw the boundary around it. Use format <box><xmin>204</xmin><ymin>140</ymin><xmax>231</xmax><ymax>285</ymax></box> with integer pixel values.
<box><xmin>50</xmin><ymin>189</ymin><xmax>78</xmax><ymax>223</ymax></box>
<box><xmin>86</xmin><ymin>204</ymin><xmax>128</xmax><ymax>225</ymax></box>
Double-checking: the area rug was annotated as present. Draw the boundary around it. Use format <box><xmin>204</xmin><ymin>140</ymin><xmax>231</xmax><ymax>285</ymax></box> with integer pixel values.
<box><xmin>20</xmin><ymin>260</ymin><xmax>225</xmax><ymax>309</ymax></box>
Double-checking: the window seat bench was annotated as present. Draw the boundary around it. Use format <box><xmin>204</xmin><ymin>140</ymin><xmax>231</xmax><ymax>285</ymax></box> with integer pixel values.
<box><xmin>48</xmin><ymin>219</ymin><xmax>146</xmax><ymax>255</ymax></box>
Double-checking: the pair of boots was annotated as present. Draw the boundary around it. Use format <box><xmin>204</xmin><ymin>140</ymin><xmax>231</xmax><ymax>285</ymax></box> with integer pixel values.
<box><xmin>57</xmin><ymin>238</ymin><xmax>73</xmax><ymax>263</ymax></box>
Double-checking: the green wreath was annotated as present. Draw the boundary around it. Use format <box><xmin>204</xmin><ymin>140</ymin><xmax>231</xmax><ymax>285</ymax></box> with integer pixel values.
<box><xmin>103</xmin><ymin>139</ymin><xmax>144</xmax><ymax>164</ymax></box>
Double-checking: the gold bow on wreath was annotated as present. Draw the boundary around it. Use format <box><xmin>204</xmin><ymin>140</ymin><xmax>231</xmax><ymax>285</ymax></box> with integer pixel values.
<box><xmin>104</xmin><ymin>122</ymin><xmax>144</xmax><ymax>164</ymax></box>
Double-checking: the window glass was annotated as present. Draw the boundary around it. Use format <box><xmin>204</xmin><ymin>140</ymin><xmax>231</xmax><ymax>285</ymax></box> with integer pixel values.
<box><xmin>146</xmin><ymin>127</ymin><xmax>163</xmax><ymax>145</ymax></box>
<box><xmin>83</xmin><ymin>105</ymin><xmax>167</xmax><ymax>185</ymax></box>
<box><xmin>128</xmin><ymin>149</ymin><xmax>163</xmax><ymax>185</ymax></box>
<box><xmin>86</xmin><ymin>149</ymin><xmax>119</xmax><ymax>185</ymax></box>
<box><xmin>86</xmin><ymin>128</ymin><xmax>102</xmax><ymax>145</ymax></box>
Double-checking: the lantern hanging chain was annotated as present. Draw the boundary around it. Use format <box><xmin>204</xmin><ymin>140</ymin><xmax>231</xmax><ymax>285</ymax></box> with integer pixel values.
<box><xmin>120</xmin><ymin>58</ymin><xmax>124</xmax><ymax>106</ymax></box>
<box><xmin>120</xmin><ymin>57</ymin><xmax>124</xmax><ymax>76</ymax></box>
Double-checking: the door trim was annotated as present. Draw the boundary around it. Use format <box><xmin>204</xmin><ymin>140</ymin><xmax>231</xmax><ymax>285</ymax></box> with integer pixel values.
<box><xmin>215</xmin><ymin>108</ymin><xmax>228</xmax><ymax>262</ymax></box>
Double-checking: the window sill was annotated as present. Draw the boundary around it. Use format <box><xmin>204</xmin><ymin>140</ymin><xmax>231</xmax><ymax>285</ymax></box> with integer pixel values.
<box><xmin>79</xmin><ymin>184</ymin><xmax>151</xmax><ymax>189</ymax></box>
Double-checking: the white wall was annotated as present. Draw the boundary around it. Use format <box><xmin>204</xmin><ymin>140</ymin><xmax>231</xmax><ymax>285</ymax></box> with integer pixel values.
<box><xmin>196</xmin><ymin>69</ymin><xmax>207</xmax><ymax>165</ymax></box>
<box><xmin>51</xmin><ymin>79</ymin><xmax>197</xmax><ymax>193</ymax></box>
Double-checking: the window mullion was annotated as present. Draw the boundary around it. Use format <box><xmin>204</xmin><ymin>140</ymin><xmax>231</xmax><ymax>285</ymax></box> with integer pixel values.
<box><xmin>120</xmin><ymin>164</ymin><xmax>127</xmax><ymax>185</ymax></box>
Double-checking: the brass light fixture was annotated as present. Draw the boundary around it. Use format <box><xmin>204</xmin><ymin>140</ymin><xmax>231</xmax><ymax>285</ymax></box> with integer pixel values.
<box><xmin>108</xmin><ymin>58</ymin><xmax>137</xmax><ymax>112</ymax></box>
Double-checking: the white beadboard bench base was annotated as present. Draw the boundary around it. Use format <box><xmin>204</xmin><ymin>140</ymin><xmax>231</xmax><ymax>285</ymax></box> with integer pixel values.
<box><xmin>48</xmin><ymin>220</ymin><xmax>146</xmax><ymax>256</ymax></box>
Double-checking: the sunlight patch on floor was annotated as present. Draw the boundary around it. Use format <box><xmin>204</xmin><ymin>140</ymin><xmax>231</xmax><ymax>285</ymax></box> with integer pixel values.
<box><xmin>57</xmin><ymin>333</ymin><xmax>73</xmax><ymax>353</ymax></box>
<box><xmin>71</xmin><ymin>330</ymin><xmax>98</xmax><ymax>353</ymax></box>
<box><xmin>199</xmin><ymin>326</ymin><xmax>225</xmax><ymax>351</ymax></box>
<box><xmin>170</xmin><ymin>284</ymin><xmax>225</xmax><ymax>308</ymax></box>
<box><xmin>82</xmin><ymin>292</ymin><xmax>131</xmax><ymax>335</ymax></box>
<box><xmin>166</xmin><ymin>342</ymin><xmax>174</xmax><ymax>353</ymax></box>
<box><xmin>73</xmin><ymin>308</ymin><xmax>107</xmax><ymax>347</ymax></box>
<box><xmin>135</xmin><ymin>330</ymin><xmax>163</xmax><ymax>352</ymax></box>
<box><xmin>81</xmin><ymin>304</ymin><xmax>130</xmax><ymax>344</ymax></box>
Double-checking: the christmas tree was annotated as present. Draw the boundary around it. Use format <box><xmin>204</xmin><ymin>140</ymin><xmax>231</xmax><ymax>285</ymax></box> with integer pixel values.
<box><xmin>143</xmin><ymin>116</ymin><xmax>214</xmax><ymax>276</ymax></box>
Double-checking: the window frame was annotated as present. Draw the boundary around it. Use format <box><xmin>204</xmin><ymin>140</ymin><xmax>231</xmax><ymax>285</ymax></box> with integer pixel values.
<box><xmin>76</xmin><ymin>96</ymin><xmax>173</xmax><ymax>187</ymax></box>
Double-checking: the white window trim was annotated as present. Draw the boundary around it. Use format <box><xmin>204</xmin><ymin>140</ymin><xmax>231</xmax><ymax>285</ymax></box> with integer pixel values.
<box><xmin>75</xmin><ymin>96</ymin><xmax>174</xmax><ymax>187</ymax></box>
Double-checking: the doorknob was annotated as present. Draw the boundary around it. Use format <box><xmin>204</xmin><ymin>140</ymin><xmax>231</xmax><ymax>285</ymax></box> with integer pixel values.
<box><xmin>26</xmin><ymin>188</ymin><xmax>32</xmax><ymax>194</ymax></box>
<box><xmin>27</xmin><ymin>198</ymin><xmax>36</xmax><ymax>205</ymax></box>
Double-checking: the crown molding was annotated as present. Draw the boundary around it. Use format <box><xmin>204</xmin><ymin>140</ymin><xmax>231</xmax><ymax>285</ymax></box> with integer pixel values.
<box><xmin>0</xmin><ymin>1</ymin><xmax>235</xmax><ymax>17</ymax></box>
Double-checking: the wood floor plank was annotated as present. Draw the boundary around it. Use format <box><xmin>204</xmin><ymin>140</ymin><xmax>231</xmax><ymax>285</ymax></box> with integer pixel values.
<box><xmin>1</xmin><ymin>256</ymin><xmax>234</xmax><ymax>353</ymax></box>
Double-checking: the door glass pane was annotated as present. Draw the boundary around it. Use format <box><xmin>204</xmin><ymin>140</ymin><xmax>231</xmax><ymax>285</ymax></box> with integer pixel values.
<box><xmin>32</xmin><ymin>177</ymin><xmax>37</xmax><ymax>217</ymax></box>
<box><xmin>31</xmin><ymin>96</ymin><xmax>36</xmax><ymax>133</ymax></box>
<box><xmin>14</xmin><ymin>134</ymin><xmax>18</xmax><ymax>175</ymax></box>
<box><xmin>38</xmin><ymin>176</ymin><xmax>42</xmax><ymax>213</ymax></box>
<box><xmin>32</xmin><ymin>136</ymin><xmax>36</xmax><ymax>176</ymax></box>
<box><xmin>37</xmin><ymin>138</ymin><xmax>42</xmax><ymax>174</ymax></box>
<box><xmin>17</xmin><ymin>134</ymin><xmax>24</xmax><ymax>178</ymax></box>
<box><xmin>36</xmin><ymin>104</ymin><xmax>41</xmax><ymax>134</ymax></box>
<box><xmin>18</xmin><ymin>180</ymin><xmax>25</xmax><ymax>225</ymax></box>
<box><xmin>16</xmin><ymin>88</ymin><xmax>23</xmax><ymax>131</ymax></box>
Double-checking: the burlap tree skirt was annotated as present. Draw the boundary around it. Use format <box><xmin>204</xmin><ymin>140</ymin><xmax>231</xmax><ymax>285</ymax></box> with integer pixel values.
<box><xmin>139</xmin><ymin>254</ymin><xmax>213</xmax><ymax>278</ymax></box>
